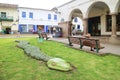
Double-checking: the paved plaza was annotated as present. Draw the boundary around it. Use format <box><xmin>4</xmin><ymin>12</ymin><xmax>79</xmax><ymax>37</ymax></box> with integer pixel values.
<box><xmin>0</xmin><ymin>34</ymin><xmax>120</xmax><ymax>56</ymax></box>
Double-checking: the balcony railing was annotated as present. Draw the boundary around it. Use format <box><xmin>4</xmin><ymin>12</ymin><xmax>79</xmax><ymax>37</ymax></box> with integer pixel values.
<box><xmin>0</xmin><ymin>16</ymin><xmax>13</xmax><ymax>21</ymax></box>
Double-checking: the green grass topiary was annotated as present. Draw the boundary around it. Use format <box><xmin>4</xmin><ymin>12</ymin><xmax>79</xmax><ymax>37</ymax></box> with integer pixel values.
<box><xmin>15</xmin><ymin>40</ymin><xmax>72</xmax><ymax>71</ymax></box>
<box><xmin>15</xmin><ymin>40</ymin><xmax>52</xmax><ymax>61</ymax></box>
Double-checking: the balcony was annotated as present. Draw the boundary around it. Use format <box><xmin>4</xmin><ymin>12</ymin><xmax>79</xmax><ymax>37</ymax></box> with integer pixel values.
<box><xmin>0</xmin><ymin>16</ymin><xmax>13</xmax><ymax>21</ymax></box>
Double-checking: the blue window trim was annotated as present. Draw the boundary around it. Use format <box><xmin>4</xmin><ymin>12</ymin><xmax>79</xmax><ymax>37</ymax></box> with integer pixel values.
<box><xmin>48</xmin><ymin>14</ymin><xmax>51</xmax><ymax>20</ymax></box>
<box><xmin>29</xmin><ymin>12</ymin><xmax>33</xmax><ymax>19</ymax></box>
<box><xmin>22</xmin><ymin>11</ymin><xmax>26</xmax><ymax>18</ymax></box>
<box><xmin>54</xmin><ymin>15</ymin><xmax>57</xmax><ymax>20</ymax></box>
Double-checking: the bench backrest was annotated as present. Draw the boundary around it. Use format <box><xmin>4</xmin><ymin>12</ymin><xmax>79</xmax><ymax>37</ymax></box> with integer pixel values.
<box><xmin>68</xmin><ymin>36</ymin><xmax>101</xmax><ymax>48</ymax></box>
<box><xmin>80</xmin><ymin>38</ymin><xmax>100</xmax><ymax>48</ymax></box>
<box><xmin>68</xmin><ymin>36</ymin><xmax>80</xmax><ymax>44</ymax></box>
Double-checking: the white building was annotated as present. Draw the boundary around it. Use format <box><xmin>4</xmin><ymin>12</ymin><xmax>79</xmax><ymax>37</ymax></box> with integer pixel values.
<box><xmin>18</xmin><ymin>7</ymin><xmax>59</xmax><ymax>34</ymax></box>
<box><xmin>57</xmin><ymin>0</ymin><xmax>120</xmax><ymax>44</ymax></box>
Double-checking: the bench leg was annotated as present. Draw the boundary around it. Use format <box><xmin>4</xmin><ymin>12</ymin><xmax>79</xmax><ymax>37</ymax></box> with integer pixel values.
<box><xmin>96</xmin><ymin>48</ymin><xmax>99</xmax><ymax>53</ymax></box>
<box><xmin>79</xmin><ymin>39</ymin><xmax>83</xmax><ymax>49</ymax></box>
<box><xmin>69</xmin><ymin>42</ymin><xmax>73</xmax><ymax>46</ymax></box>
<box><xmin>95</xmin><ymin>41</ymin><xmax>99</xmax><ymax>53</ymax></box>
<box><xmin>91</xmin><ymin>47</ymin><xmax>94</xmax><ymax>51</ymax></box>
<box><xmin>68</xmin><ymin>37</ymin><xmax>73</xmax><ymax>46</ymax></box>
<box><xmin>80</xmin><ymin>45</ymin><xmax>83</xmax><ymax>49</ymax></box>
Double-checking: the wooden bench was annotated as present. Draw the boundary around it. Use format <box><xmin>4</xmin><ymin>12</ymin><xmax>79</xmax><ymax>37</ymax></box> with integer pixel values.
<box><xmin>68</xmin><ymin>36</ymin><xmax>104</xmax><ymax>53</ymax></box>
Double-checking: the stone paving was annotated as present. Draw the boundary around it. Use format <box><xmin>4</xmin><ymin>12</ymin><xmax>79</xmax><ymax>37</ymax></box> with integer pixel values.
<box><xmin>0</xmin><ymin>34</ymin><xmax>120</xmax><ymax>56</ymax></box>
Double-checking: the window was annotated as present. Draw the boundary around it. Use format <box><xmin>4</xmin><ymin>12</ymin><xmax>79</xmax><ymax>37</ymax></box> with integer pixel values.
<box><xmin>1</xmin><ymin>12</ymin><xmax>6</xmax><ymax>18</ymax></box>
<box><xmin>106</xmin><ymin>15</ymin><xmax>111</xmax><ymax>32</ymax></box>
<box><xmin>29</xmin><ymin>12</ymin><xmax>33</xmax><ymax>19</ymax></box>
<box><xmin>54</xmin><ymin>15</ymin><xmax>57</xmax><ymax>20</ymax></box>
<box><xmin>77</xmin><ymin>25</ymin><xmax>80</xmax><ymax>29</ymax></box>
<box><xmin>116</xmin><ymin>13</ymin><xmax>120</xmax><ymax>31</ymax></box>
<box><xmin>48</xmin><ymin>14</ymin><xmax>51</xmax><ymax>20</ymax></box>
<box><xmin>61</xmin><ymin>18</ymin><xmax>64</xmax><ymax>22</ymax></box>
<box><xmin>28</xmin><ymin>25</ymin><xmax>34</xmax><ymax>32</ymax></box>
<box><xmin>106</xmin><ymin>14</ymin><xmax>120</xmax><ymax>32</ymax></box>
<box><xmin>22</xmin><ymin>12</ymin><xmax>26</xmax><ymax>18</ymax></box>
<box><xmin>74</xmin><ymin>17</ymin><xmax>78</xmax><ymax>22</ymax></box>
<box><xmin>19</xmin><ymin>24</ymin><xmax>27</xmax><ymax>32</ymax></box>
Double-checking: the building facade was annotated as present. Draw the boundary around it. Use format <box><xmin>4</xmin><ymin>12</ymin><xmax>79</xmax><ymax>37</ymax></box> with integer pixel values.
<box><xmin>18</xmin><ymin>7</ymin><xmax>59</xmax><ymax>34</ymax></box>
<box><xmin>57</xmin><ymin>0</ymin><xmax>120</xmax><ymax>44</ymax></box>
<box><xmin>0</xmin><ymin>3</ymin><xmax>18</xmax><ymax>34</ymax></box>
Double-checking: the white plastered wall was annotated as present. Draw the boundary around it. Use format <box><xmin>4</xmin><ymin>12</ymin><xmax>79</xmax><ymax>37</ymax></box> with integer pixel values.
<box><xmin>58</xmin><ymin>0</ymin><xmax>120</xmax><ymax>36</ymax></box>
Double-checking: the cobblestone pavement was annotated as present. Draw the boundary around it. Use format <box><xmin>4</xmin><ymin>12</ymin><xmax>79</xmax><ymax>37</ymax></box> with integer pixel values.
<box><xmin>0</xmin><ymin>34</ymin><xmax>120</xmax><ymax>56</ymax></box>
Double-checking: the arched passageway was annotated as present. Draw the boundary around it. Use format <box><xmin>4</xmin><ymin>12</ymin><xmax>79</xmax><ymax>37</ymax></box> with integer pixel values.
<box><xmin>69</xmin><ymin>9</ymin><xmax>83</xmax><ymax>35</ymax></box>
<box><xmin>87</xmin><ymin>2</ymin><xmax>110</xmax><ymax>36</ymax></box>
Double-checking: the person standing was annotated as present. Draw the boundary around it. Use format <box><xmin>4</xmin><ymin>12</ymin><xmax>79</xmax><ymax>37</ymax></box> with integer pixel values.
<box><xmin>37</xmin><ymin>27</ymin><xmax>44</xmax><ymax>42</ymax></box>
<box><xmin>84</xmin><ymin>33</ymin><xmax>91</xmax><ymax>38</ymax></box>
<box><xmin>17</xmin><ymin>30</ymin><xmax>21</xmax><ymax>37</ymax></box>
<box><xmin>37</xmin><ymin>27</ymin><xmax>43</xmax><ymax>38</ymax></box>
<box><xmin>72</xmin><ymin>29</ymin><xmax>77</xmax><ymax>36</ymax></box>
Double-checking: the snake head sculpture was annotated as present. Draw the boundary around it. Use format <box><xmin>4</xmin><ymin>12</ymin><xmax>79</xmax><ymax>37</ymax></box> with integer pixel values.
<box><xmin>47</xmin><ymin>58</ymin><xmax>72</xmax><ymax>71</ymax></box>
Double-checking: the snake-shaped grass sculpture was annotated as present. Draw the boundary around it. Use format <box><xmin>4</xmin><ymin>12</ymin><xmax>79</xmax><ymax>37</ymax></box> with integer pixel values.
<box><xmin>15</xmin><ymin>40</ymin><xmax>72</xmax><ymax>71</ymax></box>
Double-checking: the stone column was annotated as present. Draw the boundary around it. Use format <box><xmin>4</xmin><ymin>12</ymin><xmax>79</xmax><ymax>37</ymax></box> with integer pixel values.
<box><xmin>111</xmin><ymin>13</ymin><xmax>117</xmax><ymax>37</ymax></box>
<box><xmin>0</xmin><ymin>22</ymin><xmax>1</xmax><ymax>32</ymax></box>
<box><xmin>109</xmin><ymin>13</ymin><xmax>120</xmax><ymax>44</ymax></box>
<box><xmin>83</xmin><ymin>18</ymin><xmax>88</xmax><ymax>35</ymax></box>
<box><xmin>58</xmin><ymin>21</ymin><xmax>70</xmax><ymax>37</ymax></box>
<box><xmin>68</xmin><ymin>21</ymin><xmax>72</xmax><ymax>36</ymax></box>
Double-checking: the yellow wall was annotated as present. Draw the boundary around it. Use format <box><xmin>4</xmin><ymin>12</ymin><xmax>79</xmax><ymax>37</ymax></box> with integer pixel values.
<box><xmin>0</xmin><ymin>6</ymin><xmax>18</xmax><ymax>32</ymax></box>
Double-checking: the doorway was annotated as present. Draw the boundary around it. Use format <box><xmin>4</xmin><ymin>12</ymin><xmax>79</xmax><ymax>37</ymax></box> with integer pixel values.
<box><xmin>88</xmin><ymin>16</ymin><xmax>101</xmax><ymax>36</ymax></box>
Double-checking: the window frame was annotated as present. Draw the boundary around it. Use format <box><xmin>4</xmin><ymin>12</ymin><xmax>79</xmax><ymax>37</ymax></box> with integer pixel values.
<box><xmin>54</xmin><ymin>14</ymin><xmax>57</xmax><ymax>20</ymax></box>
<box><xmin>1</xmin><ymin>12</ymin><xmax>6</xmax><ymax>18</ymax></box>
<box><xmin>48</xmin><ymin>14</ymin><xmax>51</xmax><ymax>20</ymax></box>
<box><xmin>22</xmin><ymin>11</ymin><xmax>26</xmax><ymax>18</ymax></box>
<box><xmin>74</xmin><ymin>17</ymin><xmax>78</xmax><ymax>22</ymax></box>
<box><xmin>29</xmin><ymin>12</ymin><xmax>33</xmax><ymax>19</ymax></box>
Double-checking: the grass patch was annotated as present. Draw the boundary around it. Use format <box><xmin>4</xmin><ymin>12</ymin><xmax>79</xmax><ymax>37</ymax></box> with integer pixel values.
<box><xmin>0</xmin><ymin>38</ymin><xmax>120</xmax><ymax>80</ymax></box>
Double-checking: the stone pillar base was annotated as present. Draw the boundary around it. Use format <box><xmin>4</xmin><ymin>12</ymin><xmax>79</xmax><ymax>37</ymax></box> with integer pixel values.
<box><xmin>109</xmin><ymin>36</ymin><xmax>120</xmax><ymax>45</ymax></box>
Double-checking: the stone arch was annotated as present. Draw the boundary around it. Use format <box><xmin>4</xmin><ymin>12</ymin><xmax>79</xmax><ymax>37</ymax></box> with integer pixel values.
<box><xmin>68</xmin><ymin>8</ymin><xmax>83</xmax><ymax>22</ymax></box>
<box><xmin>86</xmin><ymin>1</ymin><xmax>110</xmax><ymax>18</ymax></box>
<box><xmin>68</xmin><ymin>8</ymin><xmax>83</xmax><ymax>35</ymax></box>
<box><xmin>115</xmin><ymin>0</ymin><xmax>120</xmax><ymax>13</ymax></box>
<box><xmin>85</xmin><ymin>1</ymin><xmax>110</xmax><ymax>36</ymax></box>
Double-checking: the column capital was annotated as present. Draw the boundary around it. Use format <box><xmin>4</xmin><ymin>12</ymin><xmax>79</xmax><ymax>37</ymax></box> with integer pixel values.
<box><xmin>83</xmin><ymin>18</ymin><xmax>88</xmax><ymax>20</ymax></box>
<box><xmin>109</xmin><ymin>12</ymin><xmax>118</xmax><ymax>15</ymax></box>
